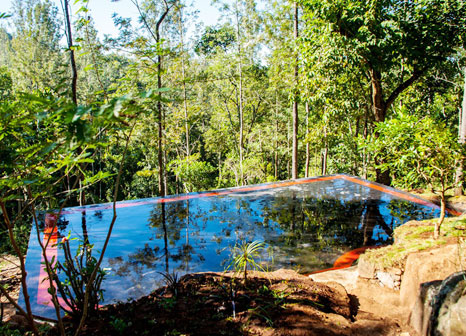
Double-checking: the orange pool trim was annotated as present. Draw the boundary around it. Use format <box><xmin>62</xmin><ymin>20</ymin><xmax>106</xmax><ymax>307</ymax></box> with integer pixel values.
<box><xmin>59</xmin><ymin>174</ymin><xmax>453</xmax><ymax>215</ymax></box>
<box><xmin>339</xmin><ymin>175</ymin><xmax>461</xmax><ymax>216</ymax></box>
<box><xmin>308</xmin><ymin>246</ymin><xmax>382</xmax><ymax>275</ymax></box>
<box><xmin>37</xmin><ymin>214</ymin><xmax>68</xmax><ymax>309</ymax></box>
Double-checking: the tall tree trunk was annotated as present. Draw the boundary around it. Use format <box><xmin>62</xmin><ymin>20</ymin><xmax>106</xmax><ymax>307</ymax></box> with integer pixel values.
<box><xmin>218</xmin><ymin>151</ymin><xmax>222</xmax><ymax>187</ymax></box>
<box><xmin>369</xmin><ymin>66</ymin><xmax>424</xmax><ymax>185</ymax></box>
<box><xmin>235</xmin><ymin>2</ymin><xmax>245</xmax><ymax>186</ymax></box>
<box><xmin>157</xmin><ymin>54</ymin><xmax>165</xmax><ymax>196</ymax></box>
<box><xmin>291</xmin><ymin>2</ymin><xmax>299</xmax><ymax>179</ymax></box>
<box><xmin>305</xmin><ymin>101</ymin><xmax>310</xmax><ymax>178</ymax></box>
<box><xmin>275</xmin><ymin>91</ymin><xmax>279</xmax><ymax>179</ymax></box>
<box><xmin>64</xmin><ymin>0</ymin><xmax>77</xmax><ymax>105</ymax></box>
<box><xmin>321</xmin><ymin>125</ymin><xmax>328</xmax><ymax>175</ymax></box>
<box><xmin>179</xmin><ymin>8</ymin><xmax>190</xmax><ymax>158</ymax></box>
<box><xmin>287</xmin><ymin>120</ymin><xmax>291</xmax><ymax>179</ymax></box>
<box><xmin>370</xmin><ymin>69</ymin><xmax>391</xmax><ymax>185</ymax></box>
<box><xmin>363</xmin><ymin>105</ymin><xmax>369</xmax><ymax>179</ymax></box>
<box><xmin>133</xmin><ymin>0</ymin><xmax>171</xmax><ymax>196</ymax></box>
<box><xmin>64</xmin><ymin>0</ymin><xmax>85</xmax><ymax>206</ymax></box>
<box><xmin>153</xmin><ymin>4</ymin><xmax>172</xmax><ymax>197</ymax></box>
<box><xmin>454</xmin><ymin>66</ymin><xmax>466</xmax><ymax>196</ymax></box>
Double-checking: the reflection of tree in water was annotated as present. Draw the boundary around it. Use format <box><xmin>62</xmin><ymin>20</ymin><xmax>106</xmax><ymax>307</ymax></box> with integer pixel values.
<box><xmin>105</xmin><ymin>186</ymin><xmax>441</xmax><ymax>289</ymax></box>
<box><xmin>261</xmin><ymin>195</ymin><xmax>370</xmax><ymax>250</ymax></box>
<box><xmin>260</xmin><ymin>192</ymin><xmax>439</xmax><ymax>252</ymax></box>
<box><xmin>387</xmin><ymin>199</ymin><xmax>438</xmax><ymax>226</ymax></box>
<box><xmin>108</xmin><ymin>200</ymin><xmax>209</xmax><ymax>280</ymax></box>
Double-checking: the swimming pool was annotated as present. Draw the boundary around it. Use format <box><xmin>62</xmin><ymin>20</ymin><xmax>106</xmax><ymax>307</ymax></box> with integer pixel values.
<box><xmin>19</xmin><ymin>174</ymin><xmax>445</xmax><ymax>320</ymax></box>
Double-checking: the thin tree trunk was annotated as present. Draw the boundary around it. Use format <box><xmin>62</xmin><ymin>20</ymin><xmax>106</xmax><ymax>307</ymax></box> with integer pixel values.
<box><xmin>305</xmin><ymin>101</ymin><xmax>310</xmax><ymax>178</ymax></box>
<box><xmin>363</xmin><ymin>105</ymin><xmax>369</xmax><ymax>179</ymax></box>
<box><xmin>436</xmin><ymin>190</ymin><xmax>446</xmax><ymax>239</ymax></box>
<box><xmin>287</xmin><ymin>120</ymin><xmax>291</xmax><ymax>179</ymax></box>
<box><xmin>218</xmin><ymin>151</ymin><xmax>222</xmax><ymax>187</ymax></box>
<box><xmin>321</xmin><ymin>125</ymin><xmax>327</xmax><ymax>175</ymax></box>
<box><xmin>64</xmin><ymin>0</ymin><xmax>77</xmax><ymax>105</ymax></box>
<box><xmin>291</xmin><ymin>2</ymin><xmax>299</xmax><ymax>180</ymax></box>
<box><xmin>157</xmin><ymin>56</ymin><xmax>164</xmax><ymax>196</ymax></box>
<box><xmin>132</xmin><ymin>0</ymin><xmax>171</xmax><ymax>196</ymax></box>
<box><xmin>274</xmin><ymin>91</ymin><xmax>279</xmax><ymax>179</ymax></box>
<box><xmin>155</xmin><ymin>6</ymin><xmax>171</xmax><ymax>197</ymax></box>
<box><xmin>64</xmin><ymin>0</ymin><xmax>86</xmax><ymax>205</ymax></box>
<box><xmin>178</xmin><ymin>9</ymin><xmax>190</xmax><ymax>158</ymax></box>
<box><xmin>454</xmin><ymin>66</ymin><xmax>466</xmax><ymax>196</ymax></box>
<box><xmin>235</xmin><ymin>0</ymin><xmax>244</xmax><ymax>186</ymax></box>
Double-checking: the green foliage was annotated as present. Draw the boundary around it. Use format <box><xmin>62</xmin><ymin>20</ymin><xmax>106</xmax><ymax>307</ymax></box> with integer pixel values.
<box><xmin>0</xmin><ymin>13</ymin><xmax>12</xmax><ymax>20</ymax></box>
<box><xmin>0</xmin><ymin>221</ymin><xmax>29</xmax><ymax>255</ymax></box>
<box><xmin>168</xmin><ymin>154</ymin><xmax>216</xmax><ymax>192</ymax></box>
<box><xmin>110</xmin><ymin>317</ymin><xmax>130</xmax><ymax>335</ymax></box>
<box><xmin>0</xmin><ymin>67</ymin><xmax>12</xmax><ymax>100</ymax></box>
<box><xmin>0</xmin><ymin>325</ymin><xmax>24</xmax><ymax>336</ymax></box>
<box><xmin>8</xmin><ymin>0</ymin><xmax>66</xmax><ymax>94</ymax></box>
<box><xmin>194</xmin><ymin>25</ymin><xmax>236</xmax><ymax>55</ymax></box>
<box><xmin>55</xmin><ymin>236</ymin><xmax>107</xmax><ymax>320</ymax></box>
<box><xmin>367</xmin><ymin>113</ymin><xmax>463</xmax><ymax>190</ymax></box>
<box><xmin>300</xmin><ymin>0</ymin><xmax>465</xmax><ymax>71</ymax></box>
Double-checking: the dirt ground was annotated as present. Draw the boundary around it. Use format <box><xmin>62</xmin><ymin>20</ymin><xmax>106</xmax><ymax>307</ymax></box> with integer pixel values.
<box><xmin>1</xmin><ymin>255</ymin><xmax>414</xmax><ymax>336</ymax></box>
<box><xmin>0</xmin><ymin>254</ymin><xmax>21</xmax><ymax>323</ymax></box>
<box><xmin>309</xmin><ymin>267</ymin><xmax>417</xmax><ymax>336</ymax></box>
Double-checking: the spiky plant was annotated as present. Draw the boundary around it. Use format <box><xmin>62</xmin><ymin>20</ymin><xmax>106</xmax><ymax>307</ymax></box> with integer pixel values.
<box><xmin>228</xmin><ymin>240</ymin><xmax>266</xmax><ymax>284</ymax></box>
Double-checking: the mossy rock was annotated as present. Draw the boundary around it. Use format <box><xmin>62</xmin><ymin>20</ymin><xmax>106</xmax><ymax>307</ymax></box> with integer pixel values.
<box><xmin>362</xmin><ymin>216</ymin><xmax>466</xmax><ymax>271</ymax></box>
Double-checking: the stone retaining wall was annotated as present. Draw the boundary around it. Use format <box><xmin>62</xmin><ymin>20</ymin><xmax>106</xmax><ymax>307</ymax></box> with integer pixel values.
<box><xmin>357</xmin><ymin>257</ymin><xmax>403</xmax><ymax>289</ymax></box>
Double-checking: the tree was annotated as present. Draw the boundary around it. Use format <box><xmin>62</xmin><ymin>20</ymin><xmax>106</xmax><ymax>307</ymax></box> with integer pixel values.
<box><xmin>194</xmin><ymin>25</ymin><xmax>235</xmax><ymax>55</ymax></box>
<box><xmin>291</xmin><ymin>1</ymin><xmax>299</xmax><ymax>179</ymax></box>
<box><xmin>455</xmin><ymin>59</ymin><xmax>466</xmax><ymax>195</ymax></box>
<box><xmin>369</xmin><ymin>112</ymin><xmax>464</xmax><ymax>239</ymax></box>
<box><xmin>8</xmin><ymin>0</ymin><xmax>65</xmax><ymax>94</ymax></box>
<box><xmin>134</xmin><ymin>0</ymin><xmax>175</xmax><ymax>196</ymax></box>
<box><xmin>300</xmin><ymin>0</ymin><xmax>466</xmax><ymax>184</ymax></box>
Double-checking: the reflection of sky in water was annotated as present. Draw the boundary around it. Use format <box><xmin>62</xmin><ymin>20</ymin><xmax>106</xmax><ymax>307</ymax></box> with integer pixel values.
<box><xmin>20</xmin><ymin>176</ymin><xmax>441</xmax><ymax>319</ymax></box>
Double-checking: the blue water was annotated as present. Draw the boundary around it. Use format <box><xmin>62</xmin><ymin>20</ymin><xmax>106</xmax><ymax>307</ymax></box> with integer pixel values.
<box><xmin>20</xmin><ymin>175</ymin><xmax>441</xmax><ymax>319</ymax></box>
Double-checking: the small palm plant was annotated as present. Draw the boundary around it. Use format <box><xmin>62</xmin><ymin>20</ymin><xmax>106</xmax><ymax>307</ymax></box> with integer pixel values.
<box><xmin>158</xmin><ymin>271</ymin><xmax>180</xmax><ymax>298</ymax></box>
<box><xmin>228</xmin><ymin>240</ymin><xmax>266</xmax><ymax>284</ymax></box>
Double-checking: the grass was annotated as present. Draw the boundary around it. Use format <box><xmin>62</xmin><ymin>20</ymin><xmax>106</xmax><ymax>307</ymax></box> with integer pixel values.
<box><xmin>361</xmin><ymin>216</ymin><xmax>466</xmax><ymax>270</ymax></box>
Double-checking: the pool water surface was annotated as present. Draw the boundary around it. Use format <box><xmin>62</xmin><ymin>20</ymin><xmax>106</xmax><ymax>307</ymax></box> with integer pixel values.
<box><xmin>19</xmin><ymin>174</ymin><xmax>445</xmax><ymax>320</ymax></box>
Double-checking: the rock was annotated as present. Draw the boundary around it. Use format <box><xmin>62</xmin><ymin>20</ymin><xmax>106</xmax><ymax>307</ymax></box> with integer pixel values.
<box><xmin>400</xmin><ymin>244</ymin><xmax>466</xmax><ymax>309</ymax></box>
<box><xmin>358</xmin><ymin>256</ymin><xmax>376</xmax><ymax>279</ymax></box>
<box><xmin>309</xmin><ymin>266</ymin><xmax>358</xmax><ymax>291</ymax></box>
<box><xmin>429</xmin><ymin>271</ymin><xmax>466</xmax><ymax>336</ymax></box>
<box><xmin>409</xmin><ymin>280</ymin><xmax>442</xmax><ymax>336</ymax></box>
<box><xmin>391</xmin><ymin>267</ymin><xmax>403</xmax><ymax>276</ymax></box>
<box><xmin>448</xmin><ymin>295</ymin><xmax>466</xmax><ymax>335</ymax></box>
<box><xmin>323</xmin><ymin>281</ymin><xmax>352</xmax><ymax>319</ymax></box>
<box><xmin>376</xmin><ymin>271</ymin><xmax>401</xmax><ymax>289</ymax></box>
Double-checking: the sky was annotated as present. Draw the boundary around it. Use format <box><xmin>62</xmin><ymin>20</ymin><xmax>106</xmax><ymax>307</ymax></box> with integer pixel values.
<box><xmin>1</xmin><ymin>0</ymin><xmax>223</xmax><ymax>40</ymax></box>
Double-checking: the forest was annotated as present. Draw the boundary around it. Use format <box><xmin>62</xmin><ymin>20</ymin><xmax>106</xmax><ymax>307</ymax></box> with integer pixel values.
<box><xmin>0</xmin><ymin>0</ymin><xmax>465</xmax><ymax>334</ymax></box>
<box><xmin>1</xmin><ymin>0</ymin><xmax>465</xmax><ymax>209</ymax></box>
